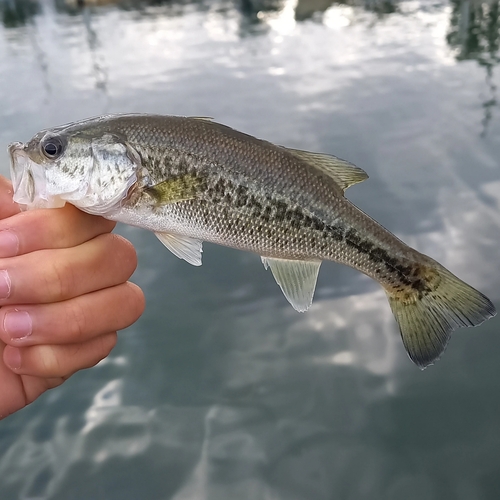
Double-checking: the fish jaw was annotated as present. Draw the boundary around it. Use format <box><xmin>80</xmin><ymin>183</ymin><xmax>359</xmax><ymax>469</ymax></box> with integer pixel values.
<box><xmin>8</xmin><ymin>142</ymin><xmax>66</xmax><ymax>209</ymax></box>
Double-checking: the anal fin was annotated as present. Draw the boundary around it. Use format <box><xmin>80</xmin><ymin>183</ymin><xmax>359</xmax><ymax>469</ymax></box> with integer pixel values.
<box><xmin>155</xmin><ymin>232</ymin><xmax>203</xmax><ymax>266</ymax></box>
<box><xmin>262</xmin><ymin>257</ymin><xmax>321</xmax><ymax>312</ymax></box>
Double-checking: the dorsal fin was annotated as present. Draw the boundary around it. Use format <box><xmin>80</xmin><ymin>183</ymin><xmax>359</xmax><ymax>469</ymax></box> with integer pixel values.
<box><xmin>189</xmin><ymin>117</ymin><xmax>214</xmax><ymax>122</ymax></box>
<box><xmin>285</xmin><ymin>148</ymin><xmax>368</xmax><ymax>192</ymax></box>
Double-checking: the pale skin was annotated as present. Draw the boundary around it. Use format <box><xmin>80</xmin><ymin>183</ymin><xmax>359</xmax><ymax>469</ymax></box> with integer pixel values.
<box><xmin>0</xmin><ymin>176</ymin><xmax>145</xmax><ymax>419</ymax></box>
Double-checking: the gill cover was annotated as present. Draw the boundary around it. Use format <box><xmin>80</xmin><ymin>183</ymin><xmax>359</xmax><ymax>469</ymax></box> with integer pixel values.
<box><xmin>77</xmin><ymin>134</ymin><xmax>139</xmax><ymax>215</ymax></box>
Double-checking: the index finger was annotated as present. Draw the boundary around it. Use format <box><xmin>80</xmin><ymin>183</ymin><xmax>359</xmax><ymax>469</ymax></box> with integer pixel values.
<box><xmin>0</xmin><ymin>206</ymin><xmax>116</xmax><ymax>257</ymax></box>
<box><xmin>0</xmin><ymin>175</ymin><xmax>117</xmax><ymax>256</ymax></box>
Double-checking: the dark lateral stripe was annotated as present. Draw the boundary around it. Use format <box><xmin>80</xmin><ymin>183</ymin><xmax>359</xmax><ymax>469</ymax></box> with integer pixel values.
<box><xmin>344</xmin><ymin>228</ymin><xmax>418</xmax><ymax>287</ymax></box>
<box><xmin>202</xmin><ymin>179</ymin><xmax>421</xmax><ymax>289</ymax></box>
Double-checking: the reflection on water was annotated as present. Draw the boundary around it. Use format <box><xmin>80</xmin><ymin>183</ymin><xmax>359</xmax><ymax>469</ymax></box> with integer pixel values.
<box><xmin>0</xmin><ymin>0</ymin><xmax>38</xmax><ymax>26</ymax></box>
<box><xmin>1</xmin><ymin>0</ymin><xmax>500</xmax><ymax>499</ymax></box>
<box><xmin>448</xmin><ymin>0</ymin><xmax>500</xmax><ymax>134</ymax></box>
<box><xmin>81</xmin><ymin>6</ymin><xmax>108</xmax><ymax>95</ymax></box>
<box><xmin>448</xmin><ymin>0</ymin><xmax>500</xmax><ymax>61</ymax></box>
<box><xmin>0</xmin><ymin>0</ymin><xmax>421</xmax><ymax>27</ymax></box>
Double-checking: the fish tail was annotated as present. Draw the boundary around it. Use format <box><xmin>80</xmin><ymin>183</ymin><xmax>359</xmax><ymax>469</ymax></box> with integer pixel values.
<box><xmin>385</xmin><ymin>260</ymin><xmax>496</xmax><ymax>368</ymax></box>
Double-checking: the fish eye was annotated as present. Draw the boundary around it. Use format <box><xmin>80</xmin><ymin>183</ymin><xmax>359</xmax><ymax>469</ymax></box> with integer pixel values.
<box><xmin>41</xmin><ymin>136</ymin><xmax>64</xmax><ymax>159</ymax></box>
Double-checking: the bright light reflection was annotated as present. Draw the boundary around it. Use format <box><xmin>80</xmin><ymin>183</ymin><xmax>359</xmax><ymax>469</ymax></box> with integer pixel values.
<box><xmin>257</xmin><ymin>0</ymin><xmax>298</xmax><ymax>35</ymax></box>
<box><xmin>323</xmin><ymin>6</ymin><xmax>353</xmax><ymax>29</ymax></box>
<box><xmin>298</xmin><ymin>289</ymin><xmax>400</xmax><ymax>377</ymax></box>
<box><xmin>330</xmin><ymin>350</ymin><xmax>356</xmax><ymax>365</ymax></box>
<box><xmin>204</xmin><ymin>7</ymin><xmax>239</xmax><ymax>42</ymax></box>
<box><xmin>268</xmin><ymin>66</ymin><xmax>285</xmax><ymax>75</ymax></box>
<box><xmin>82</xmin><ymin>379</ymin><xmax>123</xmax><ymax>434</ymax></box>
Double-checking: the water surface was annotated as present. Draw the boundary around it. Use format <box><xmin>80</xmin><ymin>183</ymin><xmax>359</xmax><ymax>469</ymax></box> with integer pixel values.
<box><xmin>1</xmin><ymin>0</ymin><xmax>500</xmax><ymax>498</ymax></box>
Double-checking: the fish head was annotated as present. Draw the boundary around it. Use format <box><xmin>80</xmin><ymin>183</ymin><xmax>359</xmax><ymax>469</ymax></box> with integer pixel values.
<box><xmin>8</xmin><ymin>123</ymin><xmax>139</xmax><ymax>216</ymax></box>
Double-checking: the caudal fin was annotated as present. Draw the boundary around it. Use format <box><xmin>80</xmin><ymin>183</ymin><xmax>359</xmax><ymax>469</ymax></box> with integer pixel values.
<box><xmin>386</xmin><ymin>264</ymin><xmax>496</xmax><ymax>368</ymax></box>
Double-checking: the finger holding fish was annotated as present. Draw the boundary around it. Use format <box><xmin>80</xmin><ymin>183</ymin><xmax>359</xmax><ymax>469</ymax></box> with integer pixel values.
<box><xmin>0</xmin><ymin>233</ymin><xmax>137</xmax><ymax>305</ymax></box>
<box><xmin>0</xmin><ymin>174</ymin><xmax>116</xmax><ymax>257</ymax></box>
<box><xmin>0</xmin><ymin>205</ymin><xmax>116</xmax><ymax>258</ymax></box>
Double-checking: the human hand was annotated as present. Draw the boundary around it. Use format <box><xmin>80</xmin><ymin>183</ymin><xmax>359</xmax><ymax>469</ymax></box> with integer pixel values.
<box><xmin>0</xmin><ymin>176</ymin><xmax>145</xmax><ymax>419</ymax></box>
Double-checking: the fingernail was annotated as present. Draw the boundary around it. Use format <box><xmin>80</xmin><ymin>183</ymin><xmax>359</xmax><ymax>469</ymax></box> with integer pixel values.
<box><xmin>4</xmin><ymin>346</ymin><xmax>21</xmax><ymax>370</ymax></box>
<box><xmin>0</xmin><ymin>231</ymin><xmax>18</xmax><ymax>258</ymax></box>
<box><xmin>4</xmin><ymin>310</ymin><xmax>32</xmax><ymax>339</ymax></box>
<box><xmin>0</xmin><ymin>270</ymin><xmax>11</xmax><ymax>299</ymax></box>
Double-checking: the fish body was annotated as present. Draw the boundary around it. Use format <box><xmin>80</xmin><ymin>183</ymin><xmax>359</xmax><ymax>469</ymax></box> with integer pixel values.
<box><xmin>8</xmin><ymin>114</ymin><xmax>496</xmax><ymax>367</ymax></box>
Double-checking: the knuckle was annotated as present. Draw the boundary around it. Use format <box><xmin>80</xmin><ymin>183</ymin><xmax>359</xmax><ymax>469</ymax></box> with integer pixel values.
<box><xmin>67</xmin><ymin>301</ymin><xmax>89</xmax><ymax>341</ymax></box>
<box><xmin>47</xmin><ymin>259</ymin><xmax>74</xmax><ymax>300</ymax></box>
<box><xmin>37</xmin><ymin>345</ymin><xmax>61</xmax><ymax>376</ymax></box>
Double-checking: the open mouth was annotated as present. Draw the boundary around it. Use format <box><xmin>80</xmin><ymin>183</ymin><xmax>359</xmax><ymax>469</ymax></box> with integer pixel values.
<box><xmin>8</xmin><ymin>143</ymin><xmax>66</xmax><ymax>209</ymax></box>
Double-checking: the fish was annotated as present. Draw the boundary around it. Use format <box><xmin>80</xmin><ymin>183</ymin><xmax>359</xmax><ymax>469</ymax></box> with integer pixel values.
<box><xmin>8</xmin><ymin>114</ymin><xmax>496</xmax><ymax>368</ymax></box>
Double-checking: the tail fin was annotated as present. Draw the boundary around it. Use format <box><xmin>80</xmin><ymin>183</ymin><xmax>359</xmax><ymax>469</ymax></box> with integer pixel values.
<box><xmin>386</xmin><ymin>263</ymin><xmax>496</xmax><ymax>369</ymax></box>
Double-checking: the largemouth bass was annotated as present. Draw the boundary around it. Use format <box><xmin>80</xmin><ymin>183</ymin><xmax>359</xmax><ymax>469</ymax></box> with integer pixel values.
<box><xmin>8</xmin><ymin>114</ymin><xmax>496</xmax><ymax>368</ymax></box>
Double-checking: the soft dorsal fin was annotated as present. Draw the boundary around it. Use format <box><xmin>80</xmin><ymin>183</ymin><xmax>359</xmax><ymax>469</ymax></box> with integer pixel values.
<box><xmin>285</xmin><ymin>148</ymin><xmax>368</xmax><ymax>192</ymax></box>
<box><xmin>155</xmin><ymin>232</ymin><xmax>203</xmax><ymax>266</ymax></box>
<box><xmin>261</xmin><ymin>257</ymin><xmax>321</xmax><ymax>312</ymax></box>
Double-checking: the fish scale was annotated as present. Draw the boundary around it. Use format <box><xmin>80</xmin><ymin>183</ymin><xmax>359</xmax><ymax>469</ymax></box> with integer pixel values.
<box><xmin>8</xmin><ymin>114</ymin><xmax>496</xmax><ymax>368</ymax></box>
<box><xmin>123</xmin><ymin>131</ymin><xmax>408</xmax><ymax>272</ymax></box>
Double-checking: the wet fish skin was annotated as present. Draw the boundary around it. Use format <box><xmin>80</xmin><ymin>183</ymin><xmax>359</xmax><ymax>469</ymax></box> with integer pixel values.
<box><xmin>8</xmin><ymin>114</ymin><xmax>496</xmax><ymax>368</ymax></box>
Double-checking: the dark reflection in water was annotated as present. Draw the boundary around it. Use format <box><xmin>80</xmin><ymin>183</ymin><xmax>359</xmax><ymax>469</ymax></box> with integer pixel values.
<box><xmin>295</xmin><ymin>0</ymin><xmax>396</xmax><ymax>20</ymax></box>
<box><xmin>448</xmin><ymin>0</ymin><xmax>500</xmax><ymax>60</ymax></box>
<box><xmin>0</xmin><ymin>0</ymin><xmax>39</xmax><ymax>27</ymax></box>
<box><xmin>54</xmin><ymin>0</ymin><xmax>205</xmax><ymax>15</ymax></box>
<box><xmin>81</xmin><ymin>6</ymin><xmax>108</xmax><ymax>94</ymax></box>
<box><xmin>1</xmin><ymin>0</ymin><xmax>400</xmax><ymax>27</ymax></box>
<box><xmin>448</xmin><ymin>0</ymin><xmax>500</xmax><ymax>134</ymax></box>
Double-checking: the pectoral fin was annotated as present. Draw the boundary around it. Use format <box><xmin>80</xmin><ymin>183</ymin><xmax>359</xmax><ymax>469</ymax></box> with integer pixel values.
<box><xmin>145</xmin><ymin>176</ymin><xmax>200</xmax><ymax>205</ymax></box>
<box><xmin>155</xmin><ymin>232</ymin><xmax>203</xmax><ymax>266</ymax></box>
<box><xmin>262</xmin><ymin>257</ymin><xmax>321</xmax><ymax>312</ymax></box>
<box><xmin>285</xmin><ymin>148</ymin><xmax>368</xmax><ymax>192</ymax></box>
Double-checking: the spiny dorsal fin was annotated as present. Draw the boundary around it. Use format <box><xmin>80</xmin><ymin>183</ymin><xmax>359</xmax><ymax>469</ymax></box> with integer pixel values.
<box><xmin>145</xmin><ymin>175</ymin><xmax>200</xmax><ymax>205</ymax></box>
<box><xmin>155</xmin><ymin>232</ymin><xmax>203</xmax><ymax>266</ymax></box>
<box><xmin>190</xmin><ymin>117</ymin><xmax>214</xmax><ymax>122</ymax></box>
<box><xmin>285</xmin><ymin>148</ymin><xmax>368</xmax><ymax>192</ymax></box>
<box><xmin>261</xmin><ymin>257</ymin><xmax>321</xmax><ymax>312</ymax></box>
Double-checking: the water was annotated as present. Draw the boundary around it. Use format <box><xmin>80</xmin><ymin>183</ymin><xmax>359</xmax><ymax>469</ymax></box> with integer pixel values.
<box><xmin>1</xmin><ymin>0</ymin><xmax>500</xmax><ymax>498</ymax></box>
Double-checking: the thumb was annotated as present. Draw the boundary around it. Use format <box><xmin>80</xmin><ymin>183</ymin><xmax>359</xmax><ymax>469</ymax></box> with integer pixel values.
<box><xmin>0</xmin><ymin>176</ymin><xmax>22</xmax><ymax>220</ymax></box>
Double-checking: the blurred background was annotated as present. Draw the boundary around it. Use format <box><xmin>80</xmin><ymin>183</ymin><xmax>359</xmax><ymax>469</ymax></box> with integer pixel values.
<box><xmin>1</xmin><ymin>0</ymin><xmax>500</xmax><ymax>498</ymax></box>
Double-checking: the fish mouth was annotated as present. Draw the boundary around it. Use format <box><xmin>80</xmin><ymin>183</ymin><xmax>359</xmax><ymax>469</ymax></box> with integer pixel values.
<box><xmin>8</xmin><ymin>143</ymin><xmax>66</xmax><ymax>209</ymax></box>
